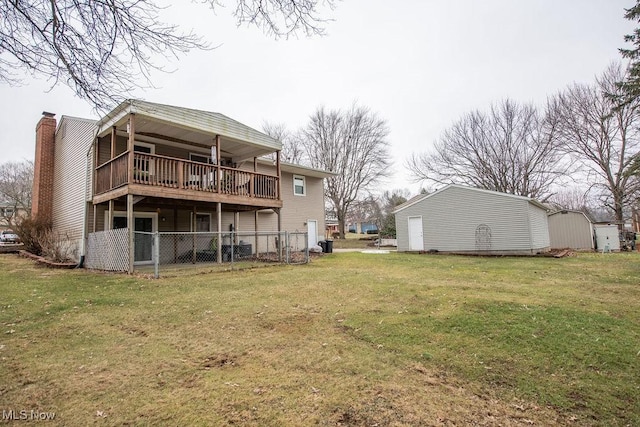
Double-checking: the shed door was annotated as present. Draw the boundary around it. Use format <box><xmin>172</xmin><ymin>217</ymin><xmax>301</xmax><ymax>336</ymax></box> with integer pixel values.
<box><xmin>408</xmin><ymin>216</ymin><xmax>424</xmax><ymax>251</ymax></box>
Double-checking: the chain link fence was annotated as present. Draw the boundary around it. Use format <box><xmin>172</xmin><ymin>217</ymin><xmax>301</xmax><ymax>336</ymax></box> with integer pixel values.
<box><xmin>133</xmin><ymin>231</ymin><xmax>309</xmax><ymax>277</ymax></box>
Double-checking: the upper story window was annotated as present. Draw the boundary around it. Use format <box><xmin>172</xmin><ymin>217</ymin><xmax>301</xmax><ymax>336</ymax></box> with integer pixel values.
<box><xmin>293</xmin><ymin>175</ymin><xmax>306</xmax><ymax>196</ymax></box>
<box><xmin>190</xmin><ymin>153</ymin><xmax>212</xmax><ymax>164</ymax></box>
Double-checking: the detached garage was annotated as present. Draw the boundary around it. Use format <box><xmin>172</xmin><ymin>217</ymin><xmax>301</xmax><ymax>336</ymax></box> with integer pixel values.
<box><xmin>547</xmin><ymin>210</ymin><xmax>594</xmax><ymax>250</ymax></box>
<box><xmin>393</xmin><ymin>184</ymin><xmax>550</xmax><ymax>255</ymax></box>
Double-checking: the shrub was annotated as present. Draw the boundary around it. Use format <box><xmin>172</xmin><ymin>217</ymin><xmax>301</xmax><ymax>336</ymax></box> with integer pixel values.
<box><xmin>14</xmin><ymin>216</ymin><xmax>52</xmax><ymax>256</ymax></box>
<box><xmin>40</xmin><ymin>230</ymin><xmax>78</xmax><ymax>263</ymax></box>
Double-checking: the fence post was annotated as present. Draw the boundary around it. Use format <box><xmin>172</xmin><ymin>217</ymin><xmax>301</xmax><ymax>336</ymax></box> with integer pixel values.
<box><xmin>230</xmin><ymin>231</ymin><xmax>235</xmax><ymax>266</ymax></box>
<box><xmin>153</xmin><ymin>231</ymin><xmax>160</xmax><ymax>279</ymax></box>
<box><xmin>305</xmin><ymin>232</ymin><xmax>309</xmax><ymax>263</ymax></box>
<box><xmin>285</xmin><ymin>231</ymin><xmax>290</xmax><ymax>264</ymax></box>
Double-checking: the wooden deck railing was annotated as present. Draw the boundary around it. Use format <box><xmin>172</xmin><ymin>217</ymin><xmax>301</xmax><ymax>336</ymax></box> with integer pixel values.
<box><xmin>95</xmin><ymin>152</ymin><xmax>279</xmax><ymax>200</ymax></box>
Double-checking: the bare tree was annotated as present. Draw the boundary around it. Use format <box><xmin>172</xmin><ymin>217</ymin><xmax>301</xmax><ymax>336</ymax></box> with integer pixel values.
<box><xmin>407</xmin><ymin>99</ymin><xmax>568</xmax><ymax>202</ymax></box>
<box><xmin>547</xmin><ymin>186</ymin><xmax>592</xmax><ymax>212</ymax></box>
<box><xmin>302</xmin><ymin>104</ymin><xmax>391</xmax><ymax>238</ymax></box>
<box><xmin>552</xmin><ymin>63</ymin><xmax>640</xmax><ymax>227</ymax></box>
<box><xmin>262</xmin><ymin>121</ymin><xmax>305</xmax><ymax>163</ymax></box>
<box><xmin>0</xmin><ymin>0</ymin><xmax>335</xmax><ymax>108</ymax></box>
<box><xmin>0</xmin><ymin>160</ymin><xmax>33</xmax><ymax>225</ymax></box>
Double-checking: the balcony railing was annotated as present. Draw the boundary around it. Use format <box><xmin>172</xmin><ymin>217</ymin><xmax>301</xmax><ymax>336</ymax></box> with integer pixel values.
<box><xmin>95</xmin><ymin>152</ymin><xmax>279</xmax><ymax>200</ymax></box>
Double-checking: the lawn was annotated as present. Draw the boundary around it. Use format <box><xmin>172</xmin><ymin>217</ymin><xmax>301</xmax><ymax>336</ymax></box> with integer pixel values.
<box><xmin>331</xmin><ymin>232</ymin><xmax>377</xmax><ymax>249</ymax></box>
<box><xmin>0</xmin><ymin>252</ymin><xmax>638</xmax><ymax>426</ymax></box>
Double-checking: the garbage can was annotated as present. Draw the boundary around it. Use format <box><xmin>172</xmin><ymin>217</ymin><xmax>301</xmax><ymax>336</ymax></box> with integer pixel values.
<box><xmin>325</xmin><ymin>239</ymin><xmax>333</xmax><ymax>253</ymax></box>
<box><xmin>319</xmin><ymin>240</ymin><xmax>327</xmax><ymax>252</ymax></box>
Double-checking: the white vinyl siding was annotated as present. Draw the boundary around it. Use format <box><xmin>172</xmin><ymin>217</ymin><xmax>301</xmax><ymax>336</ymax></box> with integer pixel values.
<box><xmin>52</xmin><ymin>116</ymin><xmax>97</xmax><ymax>261</ymax></box>
<box><xmin>528</xmin><ymin>203</ymin><xmax>551</xmax><ymax>250</ymax></box>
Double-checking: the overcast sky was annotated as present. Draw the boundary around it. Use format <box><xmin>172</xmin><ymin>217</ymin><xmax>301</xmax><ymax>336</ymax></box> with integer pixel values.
<box><xmin>0</xmin><ymin>0</ymin><xmax>635</xmax><ymax>195</ymax></box>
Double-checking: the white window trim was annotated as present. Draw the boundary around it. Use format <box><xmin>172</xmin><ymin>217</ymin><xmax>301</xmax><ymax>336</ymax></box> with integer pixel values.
<box><xmin>293</xmin><ymin>174</ymin><xmax>306</xmax><ymax>196</ymax></box>
<box><xmin>133</xmin><ymin>141</ymin><xmax>155</xmax><ymax>154</ymax></box>
<box><xmin>133</xmin><ymin>141</ymin><xmax>156</xmax><ymax>176</ymax></box>
<box><xmin>189</xmin><ymin>152</ymin><xmax>212</xmax><ymax>164</ymax></box>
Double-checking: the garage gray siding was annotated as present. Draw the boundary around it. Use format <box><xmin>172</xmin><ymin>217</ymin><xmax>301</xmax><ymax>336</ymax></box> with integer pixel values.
<box><xmin>395</xmin><ymin>185</ymin><xmax>550</xmax><ymax>254</ymax></box>
<box><xmin>548</xmin><ymin>211</ymin><xmax>594</xmax><ymax>250</ymax></box>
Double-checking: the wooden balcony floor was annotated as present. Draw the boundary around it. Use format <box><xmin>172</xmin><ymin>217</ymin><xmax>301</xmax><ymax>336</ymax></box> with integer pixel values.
<box><xmin>93</xmin><ymin>183</ymin><xmax>282</xmax><ymax>209</ymax></box>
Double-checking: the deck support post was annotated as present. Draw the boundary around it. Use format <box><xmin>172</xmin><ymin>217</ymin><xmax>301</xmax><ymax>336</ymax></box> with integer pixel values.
<box><xmin>127</xmin><ymin>194</ymin><xmax>134</xmax><ymax>274</ymax></box>
<box><xmin>217</xmin><ymin>202</ymin><xmax>222</xmax><ymax>263</ymax></box>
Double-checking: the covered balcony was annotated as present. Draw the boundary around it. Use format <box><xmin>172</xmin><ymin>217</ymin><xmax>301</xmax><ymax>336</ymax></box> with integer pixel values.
<box><xmin>91</xmin><ymin>100</ymin><xmax>283</xmax><ymax>210</ymax></box>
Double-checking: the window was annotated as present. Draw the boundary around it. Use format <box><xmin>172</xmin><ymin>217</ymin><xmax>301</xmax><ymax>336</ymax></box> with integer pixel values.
<box><xmin>293</xmin><ymin>175</ymin><xmax>306</xmax><ymax>196</ymax></box>
<box><xmin>1</xmin><ymin>208</ymin><xmax>14</xmax><ymax>218</ymax></box>
<box><xmin>133</xmin><ymin>142</ymin><xmax>155</xmax><ymax>177</ymax></box>
<box><xmin>189</xmin><ymin>153</ymin><xmax>211</xmax><ymax>164</ymax></box>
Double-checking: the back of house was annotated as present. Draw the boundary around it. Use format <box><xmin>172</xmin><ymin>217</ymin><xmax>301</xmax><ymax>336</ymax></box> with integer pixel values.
<box><xmin>31</xmin><ymin>101</ymin><xmax>331</xmax><ymax>270</ymax></box>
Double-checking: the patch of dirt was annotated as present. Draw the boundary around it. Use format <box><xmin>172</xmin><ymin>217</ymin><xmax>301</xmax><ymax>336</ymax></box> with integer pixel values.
<box><xmin>326</xmin><ymin>362</ymin><xmax>566</xmax><ymax>426</ymax></box>
<box><xmin>202</xmin><ymin>354</ymin><xmax>238</xmax><ymax>369</ymax></box>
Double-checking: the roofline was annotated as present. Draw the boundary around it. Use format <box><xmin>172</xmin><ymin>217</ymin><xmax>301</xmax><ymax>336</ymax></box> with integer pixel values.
<box><xmin>393</xmin><ymin>184</ymin><xmax>549</xmax><ymax>213</ymax></box>
<box><xmin>548</xmin><ymin>209</ymin><xmax>593</xmax><ymax>223</ymax></box>
<box><xmin>94</xmin><ymin>99</ymin><xmax>281</xmax><ymax>151</ymax></box>
<box><xmin>256</xmin><ymin>158</ymin><xmax>335</xmax><ymax>178</ymax></box>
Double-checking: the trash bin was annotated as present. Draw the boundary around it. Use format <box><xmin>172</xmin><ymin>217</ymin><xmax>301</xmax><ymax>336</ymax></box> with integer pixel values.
<box><xmin>319</xmin><ymin>240</ymin><xmax>327</xmax><ymax>252</ymax></box>
<box><xmin>325</xmin><ymin>239</ymin><xmax>333</xmax><ymax>253</ymax></box>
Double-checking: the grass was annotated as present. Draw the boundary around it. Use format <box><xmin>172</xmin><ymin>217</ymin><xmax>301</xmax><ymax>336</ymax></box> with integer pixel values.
<box><xmin>331</xmin><ymin>232</ymin><xmax>378</xmax><ymax>249</ymax></box>
<box><xmin>0</xmin><ymin>252</ymin><xmax>638</xmax><ymax>425</ymax></box>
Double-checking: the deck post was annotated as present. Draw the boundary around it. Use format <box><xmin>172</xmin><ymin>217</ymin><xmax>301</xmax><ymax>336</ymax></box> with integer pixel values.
<box><xmin>276</xmin><ymin>150</ymin><xmax>281</xmax><ymax>200</ymax></box>
<box><xmin>110</xmin><ymin>126</ymin><xmax>116</xmax><ymax>188</ymax></box>
<box><xmin>127</xmin><ymin>114</ymin><xmax>135</xmax><ymax>184</ymax></box>
<box><xmin>108</xmin><ymin>200</ymin><xmax>113</xmax><ymax>230</ymax></box>
<box><xmin>215</xmin><ymin>135</ymin><xmax>221</xmax><ymax>194</ymax></box>
<box><xmin>254</xmin><ymin>210</ymin><xmax>259</xmax><ymax>256</ymax></box>
<box><xmin>276</xmin><ymin>207</ymin><xmax>282</xmax><ymax>262</ymax></box>
<box><xmin>127</xmin><ymin>194</ymin><xmax>134</xmax><ymax>274</ymax></box>
<box><xmin>217</xmin><ymin>202</ymin><xmax>222</xmax><ymax>263</ymax></box>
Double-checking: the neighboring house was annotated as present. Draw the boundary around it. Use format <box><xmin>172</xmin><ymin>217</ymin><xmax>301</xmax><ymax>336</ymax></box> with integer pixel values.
<box><xmin>393</xmin><ymin>184</ymin><xmax>550</xmax><ymax>255</ymax></box>
<box><xmin>547</xmin><ymin>210</ymin><xmax>594</xmax><ymax>250</ymax></box>
<box><xmin>31</xmin><ymin>100</ymin><xmax>332</xmax><ymax>272</ymax></box>
<box><xmin>347</xmin><ymin>222</ymin><xmax>378</xmax><ymax>234</ymax></box>
<box><xmin>0</xmin><ymin>203</ymin><xmax>28</xmax><ymax>231</ymax></box>
<box><xmin>325</xmin><ymin>210</ymin><xmax>339</xmax><ymax>238</ymax></box>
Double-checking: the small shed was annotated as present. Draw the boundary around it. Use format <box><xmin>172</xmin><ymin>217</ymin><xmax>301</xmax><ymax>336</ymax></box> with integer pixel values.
<box><xmin>393</xmin><ymin>184</ymin><xmax>550</xmax><ymax>255</ymax></box>
<box><xmin>593</xmin><ymin>224</ymin><xmax>621</xmax><ymax>252</ymax></box>
<box><xmin>547</xmin><ymin>210</ymin><xmax>594</xmax><ymax>250</ymax></box>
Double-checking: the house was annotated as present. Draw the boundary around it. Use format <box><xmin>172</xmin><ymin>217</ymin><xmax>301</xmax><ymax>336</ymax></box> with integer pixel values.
<box><xmin>393</xmin><ymin>184</ymin><xmax>550</xmax><ymax>255</ymax></box>
<box><xmin>547</xmin><ymin>210</ymin><xmax>594</xmax><ymax>250</ymax></box>
<box><xmin>0</xmin><ymin>202</ymin><xmax>28</xmax><ymax>232</ymax></box>
<box><xmin>31</xmin><ymin>100</ymin><xmax>332</xmax><ymax>272</ymax></box>
<box><xmin>347</xmin><ymin>222</ymin><xmax>378</xmax><ymax>234</ymax></box>
<box><xmin>325</xmin><ymin>210</ymin><xmax>339</xmax><ymax>238</ymax></box>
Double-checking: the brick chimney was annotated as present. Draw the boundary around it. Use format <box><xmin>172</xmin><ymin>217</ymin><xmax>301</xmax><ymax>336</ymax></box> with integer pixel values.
<box><xmin>32</xmin><ymin>112</ymin><xmax>57</xmax><ymax>222</ymax></box>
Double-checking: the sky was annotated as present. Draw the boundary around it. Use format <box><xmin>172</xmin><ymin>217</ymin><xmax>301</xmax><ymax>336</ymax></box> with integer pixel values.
<box><xmin>0</xmin><ymin>0</ymin><xmax>635</xmax><ymax>196</ymax></box>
